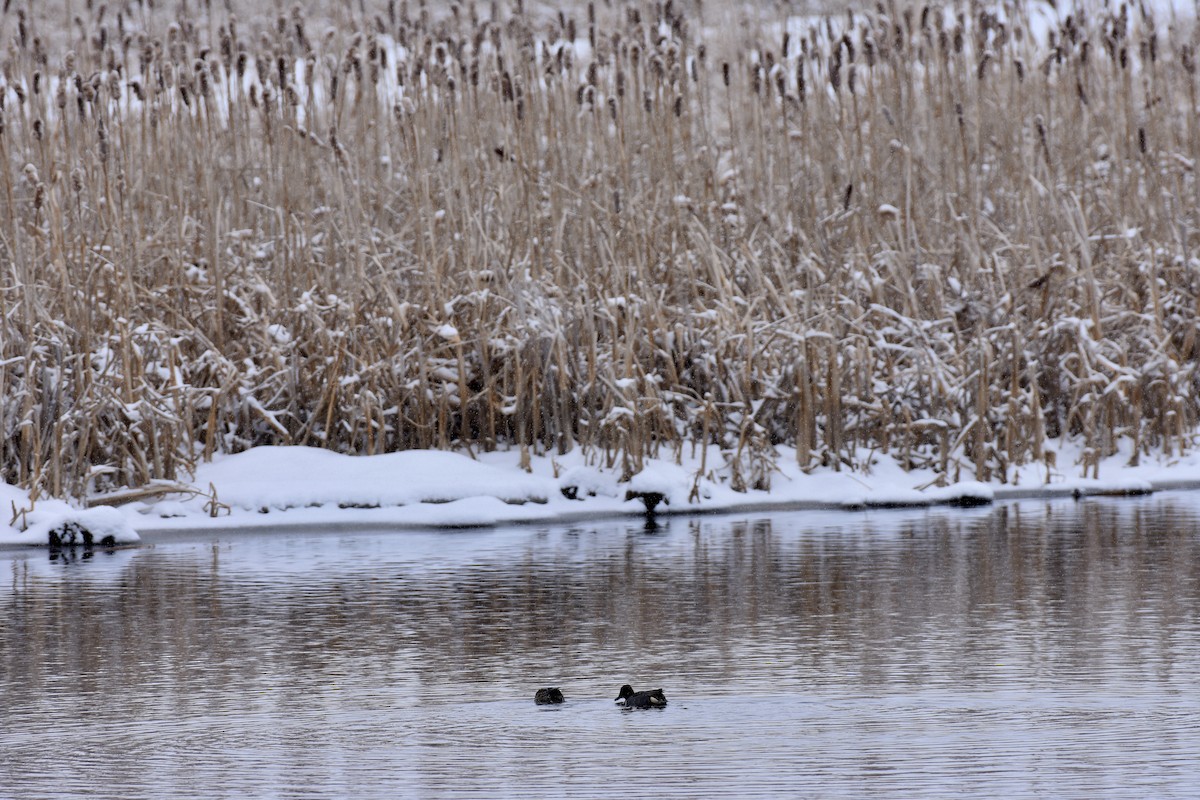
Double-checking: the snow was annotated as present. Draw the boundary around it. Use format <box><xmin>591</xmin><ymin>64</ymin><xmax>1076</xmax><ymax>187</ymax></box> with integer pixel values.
<box><xmin>0</xmin><ymin>483</ymin><xmax>140</xmax><ymax>547</ymax></box>
<box><xmin>7</xmin><ymin>436</ymin><xmax>1200</xmax><ymax>547</ymax></box>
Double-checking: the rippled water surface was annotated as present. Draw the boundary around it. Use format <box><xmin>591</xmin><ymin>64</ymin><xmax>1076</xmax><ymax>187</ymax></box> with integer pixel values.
<box><xmin>3</xmin><ymin>495</ymin><xmax>1200</xmax><ymax>798</ymax></box>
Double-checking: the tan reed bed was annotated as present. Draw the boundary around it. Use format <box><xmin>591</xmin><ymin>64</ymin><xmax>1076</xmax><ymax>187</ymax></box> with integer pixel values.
<box><xmin>0</xmin><ymin>0</ymin><xmax>1197</xmax><ymax>502</ymax></box>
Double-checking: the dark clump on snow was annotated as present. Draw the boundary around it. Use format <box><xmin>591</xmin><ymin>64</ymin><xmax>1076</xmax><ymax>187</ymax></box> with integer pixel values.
<box><xmin>47</xmin><ymin>521</ymin><xmax>118</xmax><ymax>549</ymax></box>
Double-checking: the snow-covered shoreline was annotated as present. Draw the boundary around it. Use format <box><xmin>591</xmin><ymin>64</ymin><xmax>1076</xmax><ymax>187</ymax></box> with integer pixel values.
<box><xmin>5</xmin><ymin>439</ymin><xmax>1200</xmax><ymax>548</ymax></box>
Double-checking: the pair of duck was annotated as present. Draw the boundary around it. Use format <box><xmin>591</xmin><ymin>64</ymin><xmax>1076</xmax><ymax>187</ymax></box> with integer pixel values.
<box><xmin>534</xmin><ymin>684</ymin><xmax>667</xmax><ymax>709</ymax></box>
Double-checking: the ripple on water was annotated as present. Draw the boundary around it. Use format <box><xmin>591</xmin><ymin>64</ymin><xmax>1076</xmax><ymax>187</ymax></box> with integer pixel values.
<box><xmin>2</xmin><ymin>497</ymin><xmax>1200</xmax><ymax>798</ymax></box>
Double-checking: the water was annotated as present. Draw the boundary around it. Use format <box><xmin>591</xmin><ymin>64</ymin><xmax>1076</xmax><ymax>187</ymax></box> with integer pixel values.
<box><xmin>2</xmin><ymin>495</ymin><xmax>1199</xmax><ymax>798</ymax></box>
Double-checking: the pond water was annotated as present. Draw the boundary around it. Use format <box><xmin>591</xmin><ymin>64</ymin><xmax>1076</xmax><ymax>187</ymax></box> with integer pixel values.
<box><xmin>2</xmin><ymin>495</ymin><xmax>1199</xmax><ymax>798</ymax></box>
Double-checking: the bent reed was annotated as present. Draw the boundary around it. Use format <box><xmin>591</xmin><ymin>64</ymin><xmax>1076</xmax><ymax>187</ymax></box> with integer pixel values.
<box><xmin>1</xmin><ymin>0</ymin><xmax>1198</xmax><ymax>501</ymax></box>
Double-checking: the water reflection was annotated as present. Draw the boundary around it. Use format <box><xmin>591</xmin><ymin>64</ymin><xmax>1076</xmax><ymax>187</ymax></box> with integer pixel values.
<box><xmin>2</xmin><ymin>496</ymin><xmax>1199</xmax><ymax>798</ymax></box>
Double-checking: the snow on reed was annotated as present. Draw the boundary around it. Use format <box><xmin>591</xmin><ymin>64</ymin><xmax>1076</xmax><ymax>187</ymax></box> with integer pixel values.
<box><xmin>0</xmin><ymin>0</ymin><xmax>1197</xmax><ymax>503</ymax></box>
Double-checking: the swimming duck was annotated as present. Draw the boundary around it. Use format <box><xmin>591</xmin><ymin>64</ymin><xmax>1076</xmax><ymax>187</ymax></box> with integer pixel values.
<box><xmin>535</xmin><ymin>687</ymin><xmax>565</xmax><ymax>704</ymax></box>
<box><xmin>614</xmin><ymin>684</ymin><xmax>667</xmax><ymax>709</ymax></box>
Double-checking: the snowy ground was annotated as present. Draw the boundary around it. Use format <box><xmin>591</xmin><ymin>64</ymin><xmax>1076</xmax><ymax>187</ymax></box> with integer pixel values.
<box><xmin>5</xmin><ymin>438</ymin><xmax>1200</xmax><ymax>547</ymax></box>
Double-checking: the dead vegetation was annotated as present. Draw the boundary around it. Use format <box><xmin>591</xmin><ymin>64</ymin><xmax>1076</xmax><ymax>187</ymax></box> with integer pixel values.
<box><xmin>1</xmin><ymin>0</ymin><xmax>1198</xmax><ymax>500</ymax></box>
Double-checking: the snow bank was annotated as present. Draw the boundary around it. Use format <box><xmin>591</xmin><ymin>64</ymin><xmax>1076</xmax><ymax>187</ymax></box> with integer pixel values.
<box><xmin>191</xmin><ymin>446</ymin><xmax>550</xmax><ymax>512</ymax></box>
<box><xmin>1</xmin><ymin>486</ymin><xmax>140</xmax><ymax>548</ymax></box>
<box><xmin>6</xmin><ymin>436</ymin><xmax>1200</xmax><ymax>546</ymax></box>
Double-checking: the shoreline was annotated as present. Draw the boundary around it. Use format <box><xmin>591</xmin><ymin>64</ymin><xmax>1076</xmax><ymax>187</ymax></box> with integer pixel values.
<box><xmin>7</xmin><ymin>439</ymin><xmax>1200</xmax><ymax>548</ymax></box>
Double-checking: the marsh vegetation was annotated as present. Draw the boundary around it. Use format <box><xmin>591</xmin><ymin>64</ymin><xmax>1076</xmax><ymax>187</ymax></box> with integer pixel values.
<box><xmin>1</xmin><ymin>0</ymin><xmax>1197</xmax><ymax>500</ymax></box>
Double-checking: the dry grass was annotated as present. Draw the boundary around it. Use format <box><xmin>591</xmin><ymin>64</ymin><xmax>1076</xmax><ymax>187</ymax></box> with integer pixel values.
<box><xmin>1</xmin><ymin>0</ymin><xmax>1198</xmax><ymax>500</ymax></box>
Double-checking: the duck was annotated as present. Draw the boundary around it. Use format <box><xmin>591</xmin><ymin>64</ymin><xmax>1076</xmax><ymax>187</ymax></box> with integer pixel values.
<box><xmin>534</xmin><ymin>687</ymin><xmax>565</xmax><ymax>704</ymax></box>
<box><xmin>614</xmin><ymin>684</ymin><xmax>667</xmax><ymax>709</ymax></box>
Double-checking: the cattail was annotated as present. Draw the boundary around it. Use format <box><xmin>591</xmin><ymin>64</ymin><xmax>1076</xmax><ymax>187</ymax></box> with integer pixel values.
<box><xmin>722</xmin><ymin>61</ymin><xmax>730</xmax><ymax>87</ymax></box>
<box><xmin>97</xmin><ymin>120</ymin><xmax>108</xmax><ymax>162</ymax></box>
<box><xmin>1138</xmin><ymin>126</ymin><xmax>1146</xmax><ymax>154</ymax></box>
<box><xmin>196</xmin><ymin>59</ymin><xmax>210</xmax><ymax>97</ymax></box>
<box><xmin>977</xmin><ymin>50</ymin><xmax>991</xmax><ymax>80</ymax></box>
<box><xmin>1035</xmin><ymin>114</ymin><xmax>1051</xmax><ymax>164</ymax></box>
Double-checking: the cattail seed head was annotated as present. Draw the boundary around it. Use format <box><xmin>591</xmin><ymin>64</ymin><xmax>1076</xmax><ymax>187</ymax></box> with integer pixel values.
<box><xmin>977</xmin><ymin>50</ymin><xmax>991</xmax><ymax>80</ymax></box>
<box><xmin>1182</xmin><ymin>45</ymin><xmax>1196</xmax><ymax>75</ymax></box>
